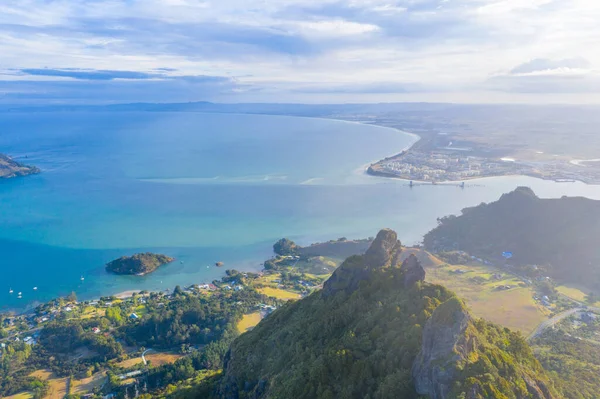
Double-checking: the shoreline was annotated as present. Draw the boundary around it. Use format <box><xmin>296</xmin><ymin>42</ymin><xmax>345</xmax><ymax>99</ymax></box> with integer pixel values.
<box><xmin>358</xmin><ymin>126</ymin><xmax>600</xmax><ymax>186</ymax></box>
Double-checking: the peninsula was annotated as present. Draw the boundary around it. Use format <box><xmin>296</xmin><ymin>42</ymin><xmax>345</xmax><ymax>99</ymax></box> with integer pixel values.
<box><xmin>367</xmin><ymin>134</ymin><xmax>600</xmax><ymax>184</ymax></box>
<box><xmin>0</xmin><ymin>153</ymin><xmax>40</xmax><ymax>179</ymax></box>
<box><xmin>105</xmin><ymin>252</ymin><xmax>174</xmax><ymax>276</ymax></box>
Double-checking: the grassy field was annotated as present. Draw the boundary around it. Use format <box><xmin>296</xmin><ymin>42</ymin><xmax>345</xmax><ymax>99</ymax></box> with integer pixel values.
<box><xmin>556</xmin><ymin>283</ymin><xmax>600</xmax><ymax>306</ymax></box>
<box><xmin>557</xmin><ymin>284</ymin><xmax>589</xmax><ymax>302</ymax></box>
<box><xmin>116</xmin><ymin>351</ymin><xmax>183</xmax><ymax>369</ymax></box>
<box><xmin>237</xmin><ymin>312</ymin><xmax>262</xmax><ymax>333</ymax></box>
<box><xmin>145</xmin><ymin>352</ymin><xmax>183</xmax><ymax>367</ymax></box>
<box><xmin>30</xmin><ymin>370</ymin><xmax>68</xmax><ymax>399</ymax></box>
<box><xmin>424</xmin><ymin>261</ymin><xmax>549</xmax><ymax>334</ymax></box>
<box><xmin>258</xmin><ymin>287</ymin><xmax>300</xmax><ymax>300</ymax></box>
<box><xmin>4</xmin><ymin>392</ymin><xmax>33</xmax><ymax>399</ymax></box>
<box><xmin>71</xmin><ymin>372</ymin><xmax>106</xmax><ymax>395</ymax></box>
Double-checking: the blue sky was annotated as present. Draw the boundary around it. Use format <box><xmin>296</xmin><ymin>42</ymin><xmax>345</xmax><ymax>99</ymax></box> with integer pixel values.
<box><xmin>0</xmin><ymin>0</ymin><xmax>599</xmax><ymax>104</ymax></box>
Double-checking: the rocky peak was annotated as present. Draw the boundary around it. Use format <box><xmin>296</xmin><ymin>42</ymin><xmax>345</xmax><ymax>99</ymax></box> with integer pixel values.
<box><xmin>323</xmin><ymin>229</ymin><xmax>402</xmax><ymax>297</ymax></box>
<box><xmin>364</xmin><ymin>228</ymin><xmax>402</xmax><ymax>267</ymax></box>
<box><xmin>412</xmin><ymin>297</ymin><xmax>473</xmax><ymax>399</ymax></box>
<box><xmin>401</xmin><ymin>254</ymin><xmax>426</xmax><ymax>288</ymax></box>
<box><xmin>413</xmin><ymin>297</ymin><xmax>556</xmax><ymax>399</ymax></box>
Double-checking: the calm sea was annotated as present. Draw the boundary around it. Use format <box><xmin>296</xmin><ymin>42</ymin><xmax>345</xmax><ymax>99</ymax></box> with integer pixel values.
<box><xmin>1</xmin><ymin>111</ymin><xmax>599</xmax><ymax>311</ymax></box>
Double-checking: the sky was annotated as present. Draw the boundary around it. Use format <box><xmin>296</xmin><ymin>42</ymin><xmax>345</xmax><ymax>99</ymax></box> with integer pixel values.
<box><xmin>0</xmin><ymin>0</ymin><xmax>599</xmax><ymax>104</ymax></box>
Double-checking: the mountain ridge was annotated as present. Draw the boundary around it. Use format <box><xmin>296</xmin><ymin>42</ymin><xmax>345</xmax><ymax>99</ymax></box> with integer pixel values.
<box><xmin>205</xmin><ymin>229</ymin><xmax>559</xmax><ymax>399</ymax></box>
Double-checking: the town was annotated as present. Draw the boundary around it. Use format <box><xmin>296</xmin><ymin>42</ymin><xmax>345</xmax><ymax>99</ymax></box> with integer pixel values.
<box><xmin>368</xmin><ymin>149</ymin><xmax>600</xmax><ymax>184</ymax></box>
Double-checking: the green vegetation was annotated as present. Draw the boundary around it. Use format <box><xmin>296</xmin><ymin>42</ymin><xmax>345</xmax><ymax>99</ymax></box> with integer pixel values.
<box><xmin>424</xmin><ymin>187</ymin><xmax>600</xmax><ymax>288</ymax></box>
<box><xmin>5</xmin><ymin>228</ymin><xmax>599</xmax><ymax>399</ymax></box>
<box><xmin>105</xmin><ymin>253</ymin><xmax>175</xmax><ymax>276</ymax></box>
<box><xmin>273</xmin><ymin>238</ymin><xmax>297</xmax><ymax>256</ymax></box>
<box><xmin>203</xmin><ymin>230</ymin><xmax>558</xmax><ymax>399</ymax></box>
<box><xmin>532</xmin><ymin>314</ymin><xmax>600</xmax><ymax>399</ymax></box>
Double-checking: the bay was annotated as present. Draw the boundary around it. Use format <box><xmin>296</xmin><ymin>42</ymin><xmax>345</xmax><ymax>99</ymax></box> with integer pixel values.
<box><xmin>1</xmin><ymin>111</ymin><xmax>599</xmax><ymax>311</ymax></box>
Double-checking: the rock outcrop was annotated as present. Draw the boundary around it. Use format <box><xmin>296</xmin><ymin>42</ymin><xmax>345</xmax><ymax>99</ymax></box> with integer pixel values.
<box><xmin>216</xmin><ymin>229</ymin><xmax>559</xmax><ymax>399</ymax></box>
<box><xmin>323</xmin><ymin>228</ymin><xmax>401</xmax><ymax>297</ymax></box>
<box><xmin>413</xmin><ymin>296</ymin><xmax>556</xmax><ymax>399</ymax></box>
<box><xmin>412</xmin><ymin>297</ymin><xmax>473</xmax><ymax>399</ymax></box>
<box><xmin>0</xmin><ymin>153</ymin><xmax>40</xmax><ymax>179</ymax></box>
<box><xmin>401</xmin><ymin>254</ymin><xmax>426</xmax><ymax>288</ymax></box>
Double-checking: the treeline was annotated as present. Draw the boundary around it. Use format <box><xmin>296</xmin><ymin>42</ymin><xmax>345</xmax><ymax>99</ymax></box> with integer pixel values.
<box><xmin>121</xmin><ymin>287</ymin><xmax>267</xmax><ymax>348</ymax></box>
<box><xmin>533</xmin><ymin>330</ymin><xmax>600</xmax><ymax>399</ymax></box>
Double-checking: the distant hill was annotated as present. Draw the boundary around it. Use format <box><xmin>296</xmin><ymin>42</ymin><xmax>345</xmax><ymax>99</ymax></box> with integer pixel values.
<box><xmin>106</xmin><ymin>252</ymin><xmax>174</xmax><ymax>276</ymax></box>
<box><xmin>423</xmin><ymin>187</ymin><xmax>600</xmax><ymax>288</ymax></box>
<box><xmin>0</xmin><ymin>153</ymin><xmax>39</xmax><ymax>179</ymax></box>
<box><xmin>181</xmin><ymin>229</ymin><xmax>558</xmax><ymax>399</ymax></box>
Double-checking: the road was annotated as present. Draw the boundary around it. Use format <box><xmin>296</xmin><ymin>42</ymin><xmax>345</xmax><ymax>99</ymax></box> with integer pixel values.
<box><xmin>527</xmin><ymin>308</ymin><xmax>581</xmax><ymax>341</ymax></box>
<box><xmin>141</xmin><ymin>348</ymin><xmax>154</xmax><ymax>365</ymax></box>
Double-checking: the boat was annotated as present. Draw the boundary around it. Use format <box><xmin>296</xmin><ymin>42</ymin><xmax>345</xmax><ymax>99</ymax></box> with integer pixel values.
<box><xmin>18</xmin><ymin>292</ymin><xmax>22</xmax><ymax>296</ymax></box>
<box><xmin>17</xmin><ymin>295</ymin><xmax>22</xmax><ymax>299</ymax></box>
<box><xmin>80</xmin><ymin>276</ymin><xmax>85</xmax><ymax>281</ymax></box>
<box><xmin>9</xmin><ymin>288</ymin><xmax>13</xmax><ymax>294</ymax></box>
<box><xmin>33</xmin><ymin>287</ymin><xmax>38</xmax><ymax>291</ymax></box>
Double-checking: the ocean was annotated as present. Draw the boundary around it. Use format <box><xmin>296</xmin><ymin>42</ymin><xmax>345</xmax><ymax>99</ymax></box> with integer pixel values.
<box><xmin>1</xmin><ymin>111</ymin><xmax>600</xmax><ymax>311</ymax></box>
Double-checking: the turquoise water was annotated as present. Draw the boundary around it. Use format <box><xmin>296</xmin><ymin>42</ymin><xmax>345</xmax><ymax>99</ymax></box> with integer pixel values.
<box><xmin>2</xmin><ymin>111</ymin><xmax>600</xmax><ymax>311</ymax></box>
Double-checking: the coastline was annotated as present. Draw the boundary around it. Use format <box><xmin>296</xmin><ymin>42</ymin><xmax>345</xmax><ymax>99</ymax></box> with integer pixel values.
<box><xmin>358</xmin><ymin>125</ymin><xmax>600</xmax><ymax>186</ymax></box>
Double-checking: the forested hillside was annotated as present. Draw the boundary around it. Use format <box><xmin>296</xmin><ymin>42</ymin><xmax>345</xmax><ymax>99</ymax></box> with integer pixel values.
<box><xmin>176</xmin><ymin>229</ymin><xmax>559</xmax><ymax>399</ymax></box>
<box><xmin>424</xmin><ymin>187</ymin><xmax>600</xmax><ymax>288</ymax></box>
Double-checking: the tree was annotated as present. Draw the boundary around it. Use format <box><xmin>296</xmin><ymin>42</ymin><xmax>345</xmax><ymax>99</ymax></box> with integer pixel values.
<box><xmin>274</xmin><ymin>238</ymin><xmax>297</xmax><ymax>256</ymax></box>
<box><xmin>67</xmin><ymin>291</ymin><xmax>77</xmax><ymax>303</ymax></box>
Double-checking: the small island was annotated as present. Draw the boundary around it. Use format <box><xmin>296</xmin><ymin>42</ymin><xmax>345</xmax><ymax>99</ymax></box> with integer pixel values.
<box><xmin>0</xmin><ymin>153</ymin><xmax>40</xmax><ymax>179</ymax></box>
<box><xmin>106</xmin><ymin>253</ymin><xmax>175</xmax><ymax>276</ymax></box>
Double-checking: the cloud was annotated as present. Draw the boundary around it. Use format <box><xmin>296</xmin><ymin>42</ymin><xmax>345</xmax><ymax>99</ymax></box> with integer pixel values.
<box><xmin>0</xmin><ymin>0</ymin><xmax>599</xmax><ymax>103</ymax></box>
<box><xmin>19</xmin><ymin>68</ymin><xmax>164</xmax><ymax>81</ymax></box>
<box><xmin>510</xmin><ymin>58</ymin><xmax>591</xmax><ymax>75</ymax></box>
<box><xmin>486</xmin><ymin>58</ymin><xmax>600</xmax><ymax>93</ymax></box>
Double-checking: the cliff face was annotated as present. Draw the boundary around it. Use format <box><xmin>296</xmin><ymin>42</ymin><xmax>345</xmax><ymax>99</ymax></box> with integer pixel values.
<box><xmin>217</xmin><ymin>229</ymin><xmax>558</xmax><ymax>399</ymax></box>
<box><xmin>413</xmin><ymin>298</ymin><xmax>474</xmax><ymax>399</ymax></box>
<box><xmin>413</xmin><ymin>297</ymin><xmax>556</xmax><ymax>399</ymax></box>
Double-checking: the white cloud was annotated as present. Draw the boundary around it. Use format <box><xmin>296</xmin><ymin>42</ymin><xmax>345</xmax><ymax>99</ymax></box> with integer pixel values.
<box><xmin>0</xmin><ymin>0</ymin><xmax>599</xmax><ymax>103</ymax></box>
<box><xmin>292</xmin><ymin>19</ymin><xmax>380</xmax><ymax>36</ymax></box>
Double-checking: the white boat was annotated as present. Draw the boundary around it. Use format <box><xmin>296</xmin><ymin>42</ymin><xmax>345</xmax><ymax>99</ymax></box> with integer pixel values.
<box><xmin>33</xmin><ymin>287</ymin><xmax>38</xmax><ymax>291</ymax></box>
<box><xmin>18</xmin><ymin>292</ymin><xmax>22</xmax><ymax>295</ymax></box>
<box><xmin>9</xmin><ymin>288</ymin><xmax>13</xmax><ymax>294</ymax></box>
<box><xmin>80</xmin><ymin>276</ymin><xmax>85</xmax><ymax>281</ymax></box>
<box><xmin>18</xmin><ymin>295</ymin><xmax>22</xmax><ymax>299</ymax></box>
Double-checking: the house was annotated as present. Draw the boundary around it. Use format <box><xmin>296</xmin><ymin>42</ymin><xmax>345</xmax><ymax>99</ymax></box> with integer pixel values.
<box><xmin>234</xmin><ymin>286</ymin><xmax>244</xmax><ymax>291</ymax></box>
<box><xmin>130</xmin><ymin>313</ymin><xmax>139</xmax><ymax>320</ymax></box>
<box><xmin>24</xmin><ymin>337</ymin><xmax>35</xmax><ymax>345</ymax></box>
<box><xmin>92</xmin><ymin>327</ymin><xmax>101</xmax><ymax>334</ymax></box>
